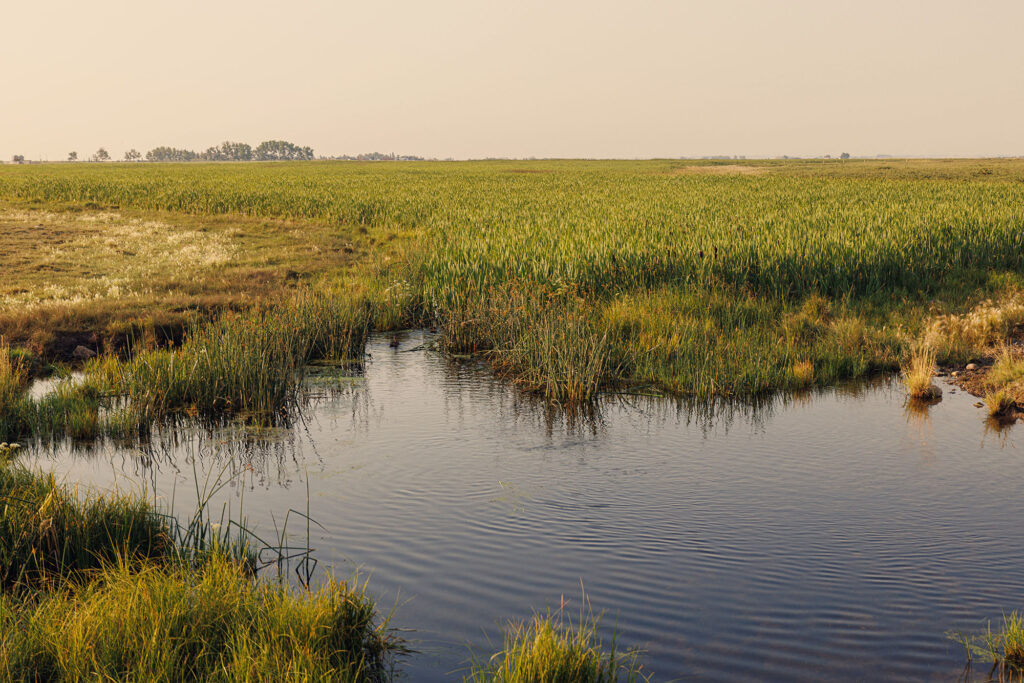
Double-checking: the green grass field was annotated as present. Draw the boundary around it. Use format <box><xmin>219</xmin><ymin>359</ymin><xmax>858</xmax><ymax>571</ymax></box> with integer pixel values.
<box><xmin>2</xmin><ymin>158</ymin><xmax>1023</xmax><ymax>407</ymax></box>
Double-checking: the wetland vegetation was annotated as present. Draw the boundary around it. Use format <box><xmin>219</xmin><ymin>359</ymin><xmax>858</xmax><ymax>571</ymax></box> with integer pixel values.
<box><xmin>3</xmin><ymin>157</ymin><xmax>1024</xmax><ymax>409</ymax></box>
<box><xmin>3</xmin><ymin>157</ymin><xmax>1024</xmax><ymax>679</ymax></box>
<box><xmin>0</xmin><ymin>445</ymin><xmax>397</xmax><ymax>681</ymax></box>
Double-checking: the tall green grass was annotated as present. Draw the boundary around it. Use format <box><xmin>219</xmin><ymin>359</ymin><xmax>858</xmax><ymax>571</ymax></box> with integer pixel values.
<box><xmin>4</xmin><ymin>160</ymin><xmax>1024</xmax><ymax>400</ymax></box>
<box><xmin>0</xmin><ymin>342</ymin><xmax>29</xmax><ymax>439</ymax></box>
<box><xmin>0</xmin><ymin>461</ymin><xmax>169</xmax><ymax>590</ymax></box>
<box><xmin>92</xmin><ymin>292</ymin><xmax>371</xmax><ymax>422</ymax></box>
<box><xmin>0</xmin><ymin>290</ymin><xmax>375</xmax><ymax>443</ymax></box>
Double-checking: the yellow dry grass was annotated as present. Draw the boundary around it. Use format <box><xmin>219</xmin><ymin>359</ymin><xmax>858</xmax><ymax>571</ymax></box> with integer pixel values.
<box><xmin>670</xmin><ymin>164</ymin><xmax>767</xmax><ymax>176</ymax></box>
<box><xmin>902</xmin><ymin>343</ymin><xmax>940</xmax><ymax>400</ymax></box>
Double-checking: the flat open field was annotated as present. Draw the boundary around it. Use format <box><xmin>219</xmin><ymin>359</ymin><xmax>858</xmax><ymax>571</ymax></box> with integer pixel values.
<box><xmin>2</xmin><ymin>158</ymin><xmax>1024</xmax><ymax>400</ymax></box>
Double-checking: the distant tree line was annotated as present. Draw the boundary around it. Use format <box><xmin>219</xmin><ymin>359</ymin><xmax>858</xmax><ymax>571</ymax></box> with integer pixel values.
<box><xmin>18</xmin><ymin>143</ymin><xmax>431</xmax><ymax>164</ymax></box>
<box><xmin>325</xmin><ymin>152</ymin><xmax>426</xmax><ymax>161</ymax></box>
<box><xmin>52</xmin><ymin>140</ymin><xmax>315</xmax><ymax>163</ymax></box>
<box><xmin>144</xmin><ymin>140</ymin><xmax>314</xmax><ymax>162</ymax></box>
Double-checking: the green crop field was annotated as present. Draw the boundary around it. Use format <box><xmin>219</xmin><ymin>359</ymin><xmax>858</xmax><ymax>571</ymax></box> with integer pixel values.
<box><xmin>2</xmin><ymin>158</ymin><xmax>1023</xmax><ymax>407</ymax></box>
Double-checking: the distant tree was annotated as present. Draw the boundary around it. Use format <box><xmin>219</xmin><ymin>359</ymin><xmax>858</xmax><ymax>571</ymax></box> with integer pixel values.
<box><xmin>145</xmin><ymin>146</ymin><xmax>197</xmax><ymax>162</ymax></box>
<box><xmin>197</xmin><ymin>142</ymin><xmax>243</xmax><ymax>161</ymax></box>
<box><xmin>254</xmin><ymin>140</ymin><xmax>314</xmax><ymax>161</ymax></box>
<box><xmin>124</xmin><ymin>148</ymin><xmax>142</xmax><ymax>161</ymax></box>
<box><xmin>199</xmin><ymin>146</ymin><xmax>225</xmax><ymax>161</ymax></box>
<box><xmin>219</xmin><ymin>141</ymin><xmax>252</xmax><ymax>161</ymax></box>
<box><xmin>12</xmin><ymin>155</ymin><xmax>25</xmax><ymax>163</ymax></box>
<box><xmin>67</xmin><ymin>151</ymin><xmax>78</xmax><ymax>162</ymax></box>
<box><xmin>197</xmin><ymin>141</ymin><xmax>253</xmax><ymax>161</ymax></box>
<box><xmin>840</xmin><ymin>152</ymin><xmax>850</xmax><ymax>160</ymax></box>
<box><xmin>91</xmin><ymin>147</ymin><xmax>110</xmax><ymax>162</ymax></box>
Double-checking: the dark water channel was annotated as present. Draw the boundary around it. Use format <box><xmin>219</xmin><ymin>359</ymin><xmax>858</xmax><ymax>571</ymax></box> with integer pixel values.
<box><xmin>22</xmin><ymin>331</ymin><xmax>1024</xmax><ymax>681</ymax></box>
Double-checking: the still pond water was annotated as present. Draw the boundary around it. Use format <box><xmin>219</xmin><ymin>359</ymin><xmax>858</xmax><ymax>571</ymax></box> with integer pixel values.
<box><xmin>22</xmin><ymin>332</ymin><xmax>1023</xmax><ymax>681</ymax></box>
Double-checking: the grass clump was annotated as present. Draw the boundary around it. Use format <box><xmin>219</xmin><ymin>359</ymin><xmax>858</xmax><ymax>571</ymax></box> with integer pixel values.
<box><xmin>902</xmin><ymin>342</ymin><xmax>941</xmax><ymax>400</ymax></box>
<box><xmin>954</xmin><ymin>612</ymin><xmax>1024</xmax><ymax>676</ymax></box>
<box><xmin>467</xmin><ymin>602</ymin><xmax>647</xmax><ymax>683</ymax></box>
<box><xmin>985</xmin><ymin>388</ymin><xmax>1015</xmax><ymax>418</ymax></box>
<box><xmin>0</xmin><ymin>289</ymin><xmax>375</xmax><ymax>443</ymax></box>
<box><xmin>791</xmin><ymin>360</ymin><xmax>815</xmax><ymax>388</ymax></box>
<box><xmin>85</xmin><ymin>291</ymin><xmax>373</xmax><ymax>425</ymax></box>
<box><xmin>980</xmin><ymin>347</ymin><xmax>1024</xmax><ymax>417</ymax></box>
<box><xmin>0</xmin><ymin>555</ymin><xmax>394</xmax><ymax>682</ymax></box>
<box><xmin>0</xmin><ymin>459</ymin><xmax>170</xmax><ymax>591</ymax></box>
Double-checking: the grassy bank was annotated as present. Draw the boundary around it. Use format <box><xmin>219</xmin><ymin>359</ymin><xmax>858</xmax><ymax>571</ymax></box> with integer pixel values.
<box><xmin>3</xmin><ymin>159</ymin><xmax>1024</xmax><ymax>403</ymax></box>
<box><xmin>897</xmin><ymin>290</ymin><xmax>1024</xmax><ymax>418</ymax></box>
<box><xmin>0</xmin><ymin>448</ymin><xmax>396</xmax><ymax>681</ymax></box>
<box><xmin>0</xmin><ymin>556</ymin><xmax>392</xmax><ymax>682</ymax></box>
<box><xmin>0</xmin><ymin>287</ymin><xmax>373</xmax><ymax>441</ymax></box>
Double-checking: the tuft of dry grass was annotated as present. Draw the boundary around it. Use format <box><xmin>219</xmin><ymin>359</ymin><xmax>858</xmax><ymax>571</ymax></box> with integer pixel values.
<box><xmin>924</xmin><ymin>293</ymin><xmax>1024</xmax><ymax>364</ymax></box>
<box><xmin>980</xmin><ymin>347</ymin><xmax>1024</xmax><ymax>417</ymax></box>
<box><xmin>902</xmin><ymin>342</ymin><xmax>941</xmax><ymax>400</ymax></box>
<box><xmin>791</xmin><ymin>361</ymin><xmax>815</xmax><ymax>388</ymax></box>
<box><xmin>985</xmin><ymin>389</ymin><xmax>1015</xmax><ymax>418</ymax></box>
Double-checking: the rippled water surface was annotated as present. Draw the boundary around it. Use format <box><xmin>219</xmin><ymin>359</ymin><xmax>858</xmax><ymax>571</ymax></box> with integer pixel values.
<box><xmin>22</xmin><ymin>332</ymin><xmax>1023</xmax><ymax>681</ymax></box>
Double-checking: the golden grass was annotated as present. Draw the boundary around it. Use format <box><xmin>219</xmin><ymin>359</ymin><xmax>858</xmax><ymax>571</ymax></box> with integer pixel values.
<box><xmin>902</xmin><ymin>342</ymin><xmax>940</xmax><ymax>400</ymax></box>
<box><xmin>0</xmin><ymin>456</ymin><xmax>397</xmax><ymax>681</ymax></box>
<box><xmin>467</xmin><ymin>601</ymin><xmax>648</xmax><ymax>683</ymax></box>
<box><xmin>0</xmin><ymin>555</ymin><xmax>394</xmax><ymax>682</ymax></box>
<box><xmin>923</xmin><ymin>292</ymin><xmax>1024</xmax><ymax>363</ymax></box>
<box><xmin>0</xmin><ymin>204</ymin><xmax>375</xmax><ymax>359</ymax></box>
<box><xmin>980</xmin><ymin>347</ymin><xmax>1024</xmax><ymax>417</ymax></box>
<box><xmin>985</xmin><ymin>389</ymin><xmax>1015</xmax><ymax>418</ymax></box>
<box><xmin>669</xmin><ymin>164</ymin><xmax>767</xmax><ymax>176</ymax></box>
<box><xmin>791</xmin><ymin>361</ymin><xmax>815</xmax><ymax>388</ymax></box>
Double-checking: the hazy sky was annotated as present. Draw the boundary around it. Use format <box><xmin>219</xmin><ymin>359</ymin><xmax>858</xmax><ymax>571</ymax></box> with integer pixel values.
<box><xmin>2</xmin><ymin>0</ymin><xmax>1022</xmax><ymax>160</ymax></box>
